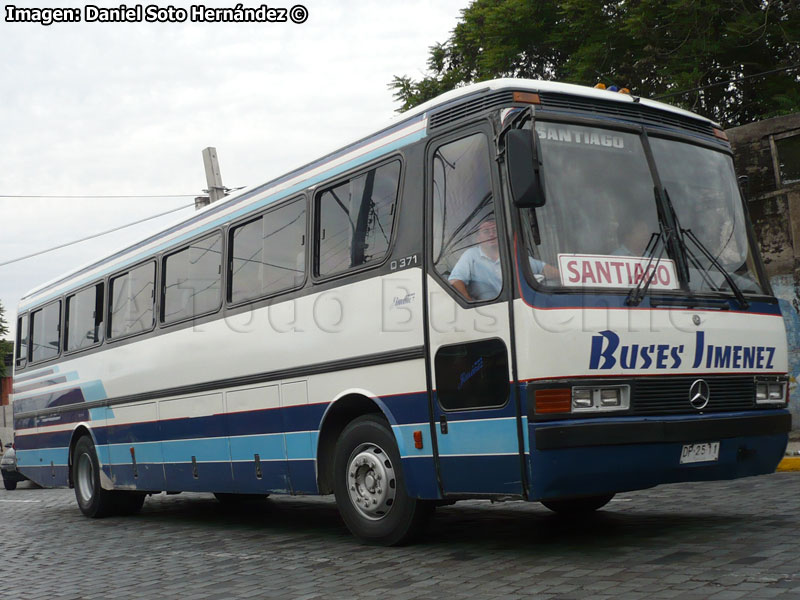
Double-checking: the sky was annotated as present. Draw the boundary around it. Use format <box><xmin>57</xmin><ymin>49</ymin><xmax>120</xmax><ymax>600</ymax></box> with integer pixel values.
<box><xmin>0</xmin><ymin>0</ymin><xmax>467</xmax><ymax>341</ymax></box>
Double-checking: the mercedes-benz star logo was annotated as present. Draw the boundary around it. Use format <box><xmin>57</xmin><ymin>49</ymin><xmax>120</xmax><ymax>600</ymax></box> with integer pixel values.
<box><xmin>689</xmin><ymin>379</ymin><xmax>710</xmax><ymax>410</ymax></box>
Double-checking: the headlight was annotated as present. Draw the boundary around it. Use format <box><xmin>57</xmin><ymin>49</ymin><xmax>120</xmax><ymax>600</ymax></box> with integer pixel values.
<box><xmin>755</xmin><ymin>379</ymin><xmax>788</xmax><ymax>405</ymax></box>
<box><xmin>572</xmin><ymin>385</ymin><xmax>630</xmax><ymax>412</ymax></box>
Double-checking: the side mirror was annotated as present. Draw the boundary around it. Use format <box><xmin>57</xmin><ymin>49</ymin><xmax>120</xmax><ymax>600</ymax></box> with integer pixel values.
<box><xmin>738</xmin><ymin>175</ymin><xmax>749</xmax><ymax>201</ymax></box>
<box><xmin>506</xmin><ymin>129</ymin><xmax>546</xmax><ymax>208</ymax></box>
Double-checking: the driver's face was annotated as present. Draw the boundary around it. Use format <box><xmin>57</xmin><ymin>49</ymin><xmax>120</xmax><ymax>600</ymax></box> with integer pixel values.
<box><xmin>478</xmin><ymin>221</ymin><xmax>497</xmax><ymax>246</ymax></box>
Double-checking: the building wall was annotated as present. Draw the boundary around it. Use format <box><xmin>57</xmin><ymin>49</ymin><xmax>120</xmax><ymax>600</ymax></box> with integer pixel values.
<box><xmin>729</xmin><ymin>113</ymin><xmax>800</xmax><ymax>430</ymax></box>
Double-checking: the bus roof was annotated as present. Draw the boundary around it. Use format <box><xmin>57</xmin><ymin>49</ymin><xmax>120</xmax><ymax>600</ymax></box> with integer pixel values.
<box><xmin>401</xmin><ymin>78</ymin><xmax>718</xmax><ymax>127</ymax></box>
<box><xmin>19</xmin><ymin>78</ymin><xmax>717</xmax><ymax>309</ymax></box>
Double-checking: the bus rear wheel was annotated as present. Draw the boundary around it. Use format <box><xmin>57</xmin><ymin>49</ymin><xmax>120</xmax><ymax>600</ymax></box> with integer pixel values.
<box><xmin>73</xmin><ymin>436</ymin><xmax>146</xmax><ymax>517</ymax></box>
<box><xmin>73</xmin><ymin>436</ymin><xmax>117</xmax><ymax>518</ymax></box>
<box><xmin>333</xmin><ymin>415</ymin><xmax>431</xmax><ymax>545</ymax></box>
<box><xmin>541</xmin><ymin>493</ymin><xmax>615</xmax><ymax>515</ymax></box>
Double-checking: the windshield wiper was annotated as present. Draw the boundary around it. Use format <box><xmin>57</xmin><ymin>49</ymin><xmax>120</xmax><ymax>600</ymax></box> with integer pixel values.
<box><xmin>662</xmin><ymin>187</ymin><xmax>749</xmax><ymax>310</ymax></box>
<box><xmin>682</xmin><ymin>228</ymin><xmax>750</xmax><ymax>309</ymax></box>
<box><xmin>626</xmin><ymin>228</ymin><xmax>665</xmax><ymax>306</ymax></box>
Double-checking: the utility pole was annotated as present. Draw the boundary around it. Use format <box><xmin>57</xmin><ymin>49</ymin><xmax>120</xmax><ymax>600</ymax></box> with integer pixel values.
<box><xmin>195</xmin><ymin>146</ymin><xmax>227</xmax><ymax>210</ymax></box>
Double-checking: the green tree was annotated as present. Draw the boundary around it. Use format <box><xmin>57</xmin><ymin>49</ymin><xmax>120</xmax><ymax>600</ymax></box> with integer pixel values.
<box><xmin>391</xmin><ymin>0</ymin><xmax>800</xmax><ymax>127</ymax></box>
<box><xmin>0</xmin><ymin>301</ymin><xmax>9</xmax><ymax>377</ymax></box>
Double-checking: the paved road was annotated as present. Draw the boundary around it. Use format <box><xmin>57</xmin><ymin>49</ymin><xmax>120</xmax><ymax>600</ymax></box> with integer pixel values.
<box><xmin>1</xmin><ymin>474</ymin><xmax>799</xmax><ymax>600</ymax></box>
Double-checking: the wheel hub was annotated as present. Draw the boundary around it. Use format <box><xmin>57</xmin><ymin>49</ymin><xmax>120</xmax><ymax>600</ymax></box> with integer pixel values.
<box><xmin>346</xmin><ymin>443</ymin><xmax>396</xmax><ymax>520</ymax></box>
<box><xmin>76</xmin><ymin>453</ymin><xmax>95</xmax><ymax>504</ymax></box>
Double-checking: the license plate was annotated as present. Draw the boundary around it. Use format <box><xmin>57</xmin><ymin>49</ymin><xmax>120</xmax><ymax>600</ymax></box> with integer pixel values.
<box><xmin>680</xmin><ymin>442</ymin><xmax>720</xmax><ymax>464</ymax></box>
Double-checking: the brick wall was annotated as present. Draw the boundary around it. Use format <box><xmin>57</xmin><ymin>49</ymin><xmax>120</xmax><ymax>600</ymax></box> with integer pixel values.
<box><xmin>729</xmin><ymin>113</ymin><xmax>800</xmax><ymax>431</ymax></box>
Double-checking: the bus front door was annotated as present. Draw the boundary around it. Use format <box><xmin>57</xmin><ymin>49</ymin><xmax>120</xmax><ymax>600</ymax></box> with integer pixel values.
<box><xmin>425</xmin><ymin>129</ymin><xmax>524</xmax><ymax>497</ymax></box>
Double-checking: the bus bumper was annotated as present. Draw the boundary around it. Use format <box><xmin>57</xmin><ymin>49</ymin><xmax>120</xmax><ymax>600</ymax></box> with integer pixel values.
<box><xmin>528</xmin><ymin>411</ymin><xmax>791</xmax><ymax>500</ymax></box>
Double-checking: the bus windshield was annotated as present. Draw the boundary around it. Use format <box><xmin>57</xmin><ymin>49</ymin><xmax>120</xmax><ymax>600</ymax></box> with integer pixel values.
<box><xmin>521</xmin><ymin>121</ymin><xmax>766</xmax><ymax>295</ymax></box>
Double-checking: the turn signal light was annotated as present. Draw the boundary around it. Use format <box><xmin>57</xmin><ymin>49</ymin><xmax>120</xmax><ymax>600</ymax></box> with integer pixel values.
<box><xmin>713</xmin><ymin>128</ymin><xmax>729</xmax><ymax>141</ymax></box>
<box><xmin>535</xmin><ymin>388</ymin><xmax>571</xmax><ymax>414</ymax></box>
<box><xmin>413</xmin><ymin>430</ymin><xmax>423</xmax><ymax>450</ymax></box>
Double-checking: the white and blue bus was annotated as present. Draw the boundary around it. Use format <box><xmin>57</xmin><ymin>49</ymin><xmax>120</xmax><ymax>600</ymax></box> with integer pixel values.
<box><xmin>11</xmin><ymin>79</ymin><xmax>791</xmax><ymax>544</ymax></box>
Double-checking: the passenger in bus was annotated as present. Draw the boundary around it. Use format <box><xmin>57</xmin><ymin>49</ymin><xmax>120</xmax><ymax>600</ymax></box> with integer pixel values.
<box><xmin>449</xmin><ymin>219</ymin><xmax>557</xmax><ymax>301</ymax></box>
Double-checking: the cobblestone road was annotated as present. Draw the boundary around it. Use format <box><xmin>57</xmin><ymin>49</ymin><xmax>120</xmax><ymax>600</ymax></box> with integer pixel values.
<box><xmin>1</xmin><ymin>474</ymin><xmax>799</xmax><ymax>599</ymax></box>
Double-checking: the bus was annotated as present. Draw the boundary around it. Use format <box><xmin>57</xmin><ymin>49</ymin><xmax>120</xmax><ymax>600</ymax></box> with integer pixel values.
<box><xmin>11</xmin><ymin>79</ymin><xmax>791</xmax><ymax>545</ymax></box>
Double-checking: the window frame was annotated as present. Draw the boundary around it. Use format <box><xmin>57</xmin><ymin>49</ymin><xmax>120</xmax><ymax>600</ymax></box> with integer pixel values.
<box><xmin>15</xmin><ymin>312</ymin><xmax>29</xmax><ymax>369</ymax></box>
<box><xmin>64</xmin><ymin>281</ymin><xmax>105</xmax><ymax>356</ymax></box>
<box><xmin>30</xmin><ymin>299</ymin><xmax>63</xmax><ymax>365</ymax></box>
<box><xmin>107</xmin><ymin>258</ymin><xmax>158</xmax><ymax>342</ymax></box>
<box><xmin>513</xmin><ymin>112</ymin><xmax>775</xmax><ymax>301</ymax></box>
<box><xmin>311</xmin><ymin>155</ymin><xmax>404</xmax><ymax>284</ymax></box>
<box><xmin>773</xmin><ymin>130</ymin><xmax>800</xmax><ymax>187</ymax></box>
<box><xmin>226</xmin><ymin>196</ymin><xmax>308</xmax><ymax>308</ymax></box>
<box><xmin>434</xmin><ymin>337</ymin><xmax>511</xmax><ymax>412</ymax></box>
<box><xmin>160</xmin><ymin>230</ymin><xmax>224</xmax><ymax>327</ymax></box>
<box><xmin>426</xmin><ymin>124</ymin><xmax>509</xmax><ymax>308</ymax></box>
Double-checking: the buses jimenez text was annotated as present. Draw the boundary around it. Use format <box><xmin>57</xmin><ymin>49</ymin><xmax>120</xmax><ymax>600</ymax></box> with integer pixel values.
<box><xmin>4</xmin><ymin>4</ymin><xmax>309</xmax><ymax>25</ymax></box>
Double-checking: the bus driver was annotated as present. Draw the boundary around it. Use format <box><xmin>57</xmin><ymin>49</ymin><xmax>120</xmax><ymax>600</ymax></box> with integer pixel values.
<box><xmin>449</xmin><ymin>219</ymin><xmax>558</xmax><ymax>301</ymax></box>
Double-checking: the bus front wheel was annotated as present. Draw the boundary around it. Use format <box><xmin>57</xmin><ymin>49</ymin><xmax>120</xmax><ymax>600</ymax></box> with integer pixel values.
<box><xmin>72</xmin><ymin>436</ymin><xmax>118</xmax><ymax>518</ymax></box>
<box><xmin>541</xmin><ymin>493</ymin><xmax>615</xmax><ymax>515</ymax></box>
<box><xmin>333</xmin><ymin>415</ymin><xmax>431</xmax><ymax>545</ymax></box>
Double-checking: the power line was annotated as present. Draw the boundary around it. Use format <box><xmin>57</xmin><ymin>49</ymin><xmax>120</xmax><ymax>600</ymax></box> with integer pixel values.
<box><xmin>653</xmin><ymin>63</ymin><xmax>800</xmax><ymax>100</ymax></box>
<box><xmin>0</xmin><ymin>193</ymin><xmax>199</xmax><ymax>199</ymax></box>
<box><xmin>0</xmin><ymin>202</ymin><xmax>195</xmax><ymax>268</ymax></box>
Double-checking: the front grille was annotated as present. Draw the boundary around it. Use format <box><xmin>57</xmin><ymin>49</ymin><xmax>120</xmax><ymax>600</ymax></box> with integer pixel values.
<box><xmin>537</xmin><ymin>91</ymin><xmax>715</xmax><ymax>137</ymax></box>
<box><xmin>633</xmin><ymin>375</ymin><xmax>755</xmax><ymax>415</ymax></box>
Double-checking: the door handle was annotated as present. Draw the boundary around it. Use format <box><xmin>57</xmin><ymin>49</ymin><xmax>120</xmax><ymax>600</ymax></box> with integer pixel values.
<box><xmin>440</xmin><ymin>415</ymin><xmax>448</xmax><ymax>434</ymax></box>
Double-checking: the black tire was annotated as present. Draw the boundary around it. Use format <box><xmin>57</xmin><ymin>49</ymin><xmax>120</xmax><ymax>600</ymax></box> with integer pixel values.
<box><xmin>72</xmin><ymin>436</ymin><xmax>117</xmax><ymax>518</ymax></box>
<box><xmin>333</xmin><ymin>415</ymin><xmax>432</xmax><ymax>545</ymax></box>
<box><xmin>541</xmin><ymin>493</ymin><xmax>615</xmax><ymax>515</ymax></box>
<box><xmin>3</xmin><ymin>476</ymin><xmax>17</xmax><ymax>491</ymax></box>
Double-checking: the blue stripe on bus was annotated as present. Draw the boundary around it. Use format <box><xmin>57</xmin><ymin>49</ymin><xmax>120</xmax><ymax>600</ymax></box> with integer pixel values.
<box><xmin>229</xmin><ymin>434</ymin><xmax>286</xmax><ymax>461</ymax></box>
<box><xmin>285</xmin><ymin>431</ymin><xmax>317</xmax><ymax>461</ymax></box>
<box><xmin>21</xmin><ymin>126</ymin><xmax>427</xmax><ymax>310</ymax></box>
<box><xmin>18</xmin><ymin>392</ymin><xmax>430</xmax><ymax>450</ymax></box>
<box><xmin>435</xmin><ymin>418</ymin><xmax>519</xmax><ymax>457</ymax></box>
<box><xmin>107</xmin><ymin>441</ymin><xmax>162</xmax><ymax>464</ymax></box>
<box><xmin>16</xmin><ymin>447</ymin><xmax>68</xmax><ymax>467</ymax></box>
<box><xmin>161</xmin><ymin>438</ymin><xmax>230</xmax><ymax>463</ymax></box>
<box><xmin>392</xmin><ymin>424</ymin><xmax>433</xmax><ymax>458</ymax></box>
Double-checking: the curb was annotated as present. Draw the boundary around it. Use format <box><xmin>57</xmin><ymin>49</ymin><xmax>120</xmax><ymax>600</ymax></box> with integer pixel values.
<box><xmin>777</xmin><ymin>457</ymin><xmax>800</xmax><ymax>472</ymax></box>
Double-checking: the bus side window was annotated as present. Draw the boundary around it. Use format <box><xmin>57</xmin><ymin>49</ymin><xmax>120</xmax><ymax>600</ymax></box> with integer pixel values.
<box><xmin>15</xmin><ymin>313</ymin><xmax>29</xmax><ymax>367</ymax></box>
<box><xmin>431</xmin><ymin>133</ymin><xmax>497</xmax><ymax>301</ymax></box>
<box><xmin>109</xmin><ymin>262</ymin><xmax>156</xmax><ymax>338</ymax></box>
<box><xmin>65</xmin><ymin>283</ymin><xmax>104</xmax><ymax>352</ymax></box>
<box><xmin>316</xmin><ymin>160</ymin><xmax>401</xmax><ymax>277</ymax></box>
<box><xmin>162</xmin><ymin>233</ymin><xmax>222</xmax><ymax>324</ymax></box>
<box><xmin>31</xmin><ymin>301</ymin><xmax>61</xmax><ymax>363</ymax></box>
<box><xmin>229</xmin><ymin>198</ymin><xmax>307</xmax><ymax>304</ymax></box>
